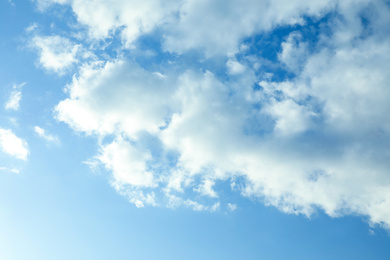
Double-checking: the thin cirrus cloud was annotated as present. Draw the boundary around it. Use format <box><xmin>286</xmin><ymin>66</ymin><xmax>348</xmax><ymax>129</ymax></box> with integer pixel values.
<box><xmin>32</xmin><ymin>0</ymin><xmax>390</xmax><ymax>230</ymax></box>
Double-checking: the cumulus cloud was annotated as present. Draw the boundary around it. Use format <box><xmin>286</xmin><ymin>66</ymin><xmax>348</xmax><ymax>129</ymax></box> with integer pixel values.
<box><xmin>278</xmin><ymin>32</ymin><xmax>308</xmax><ymax>73</ymax></box>
<box><xmin>36</xmin><ymin>0</ymin><xmax>181</xmax><ymax>46</ymax></box>
<box><xmin>34</xmin><ymin>126</ymin><xmax>60</xmax><ymax>144</ymax></box>
<box><xmin>0</xmin><ymin>129</ymin><xmax>29</xmax><ymax>160</ymax></box>
<box><xmin>226</xmin><ymin>59</ymin><xmax>246</xmax><ymax>75</ymax></box>
<box><xmin>33</xmin><ymin>0</ymin><xmax>390</xmax><ymax>229</ymax></box>
<box><xmin>35</xmin><ymin>0</ymin><xmax>361</xmax><ymax>55</ymax></box>
<box><xmin>263</xmin><ymin>99</ymin><xmax>316</xmax><ymax>136</ymax></box>
<box><xmin>31</xmin><ymin>35</ymin><xmax>83</xmax><ymax>75</ymax></box>
<box><xmin>98</xmin><ymin>137</ymin><xmax>154</xmax><ymax>187</ymax></box>
<box><xmin>55</xmin><ymin>60</ymin><xmax>175</xmax><ymax>136</ymax></box>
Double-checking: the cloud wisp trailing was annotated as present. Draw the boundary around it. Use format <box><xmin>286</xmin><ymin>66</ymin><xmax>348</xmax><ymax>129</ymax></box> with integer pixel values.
<box><xmin>34</xmin><ymin>126</ymin><xmax>60</xmax><ymax>145</ymax></box>
<box><xmin>0</xmin><ymin>166</ymin><xmax>20</xmax><ymax>174</ymax></box>
<box><xmin>32</xmin><ymin>0</ymin><xmax>390</xmax><ymax>229</ymax></box>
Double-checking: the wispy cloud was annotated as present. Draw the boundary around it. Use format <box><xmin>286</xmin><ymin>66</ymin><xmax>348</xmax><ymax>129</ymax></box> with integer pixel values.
<box><xmin>25</xmin><ymin>23</ymin><xmax>38</xmax><ymax>33</ymax></box>
<box><xmin>34</xmin><ymin>126</ymin><xmax>60</xmax><ymax>144</ymax></box>
<box><xmin>227</xmin><ymin>203</ymin><xmax>237</xmax><ymax>212</ymax></box>
<box><xmin>5</xmin><ymin>83</ymin><xmax>25</xmax><ymax>111</ymax></box>
<box><xmin>0</xmin><ymin>166</ymin><xmax>20</xmax><ymax>174</ymax></box>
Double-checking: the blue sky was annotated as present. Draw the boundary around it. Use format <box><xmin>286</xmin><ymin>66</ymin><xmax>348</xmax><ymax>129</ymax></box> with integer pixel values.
<box><xmin>1</xmin><ymin>0</ymin><xmax>390</xmax><ymax>259</ymax></box>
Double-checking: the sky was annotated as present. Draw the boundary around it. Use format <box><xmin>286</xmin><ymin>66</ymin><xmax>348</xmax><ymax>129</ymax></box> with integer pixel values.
<box><xmin>1</xmin><ymin>0</ymin><xmax>390</xmax><ymax>259</ymax></box>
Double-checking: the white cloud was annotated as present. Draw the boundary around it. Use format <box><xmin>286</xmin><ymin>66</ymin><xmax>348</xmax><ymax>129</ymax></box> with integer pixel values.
<box><xmin>0</xmin><ymin>167</ymin><xmax>20</xmax><ymax>174</ymax></box>
<box><xmin>55</xmin><ymin>30</ymin><xmax>390</xmax><ymax>229</ymax></box>
<box><xmin>34</xmin><ymin>126</ymin><xmax>60</xmax><ymax>144</ymax></box>
<box><xmin>31</xmin><ymin>35</ymin><xmax>82</xmax><ymax>75</ymax></box>
<box><xmin>226</xmin><ymin>59</ymin><xmax>246</xmax><ymax>75</ymax></box>
<box><xmin>264</xmin><ymin>99</ymin><xmax>316</xmax><ymax>136</ymax></box>
<box><xmin>36</xmin><ymin>0</ymin><xmax>180</xmax><ymax>46</ymax></box>
<box><xmin>34</xmin><ymin>0</ymin><xmax>69</xmax><ymax>11</ymax></box>
<box><xmin>25</xmin><ymin>23</ymin><xmax>38</xmax><ymax>32</ymax></box>
<box><xmin>0</xmin><ymin>129</ymin><xmax>29</xmax><ymax>160</ymax></box>
<box><xmin>248</xmin><ymin>0</ymin><xmax>390</xmax><ymax>225</ymax></box>
<box><xmin>114</xmin><ymin>185</ymin><xmax>157</xmax><ymax>208</ymax></box>
<box><xmin>5</xmin><ymin>83</ymin><xmax>25</xmax><ymax>111</ymax></box>
<box><xmin>38</xmin><ymin>0</ymin><xmax>390</xmax><ymax>230</ymax></box>
<box><xmin>227</xmin><ymin>203</ymin><xmax>237</xmax><ymax>211</ymax></box>
<box><xmin>35</xmin><ymin>0</ymin><xmax>371</xmax><ymax>55</ymax></box>
<box><xmin>98</xmin><ymin>137</ymin><xmax>155</xmax><ymax>187</ymax></box>
<box><xmin>55</xmin><ymin>60</ymin><xmax>175</xmax><ymax>137</ymax></box>
<box><xmin>278</xmin><ymin>32</ymin><xmax>308</xmax><ymax>73</ymax></box>
<box><xmin>184</xmin><ymin>200</ymin><xmax>207</xmax><ymax>211</ymax></box>
<box><xmin>194</xmin><ymin>178</ymin><xmax>218</xmax><ymax>198</ymax></box>
<box><xmin>5</xmin><ymin>91</ymin><xmax>22</xmax><ymax>111</ymax></box>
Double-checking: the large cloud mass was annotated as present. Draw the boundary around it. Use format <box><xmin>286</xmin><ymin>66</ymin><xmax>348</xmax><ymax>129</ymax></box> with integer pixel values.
<box><xmin>35</xmin><ymin>0</ymin><xmax>390</xmax><ymax>229</ymax></box>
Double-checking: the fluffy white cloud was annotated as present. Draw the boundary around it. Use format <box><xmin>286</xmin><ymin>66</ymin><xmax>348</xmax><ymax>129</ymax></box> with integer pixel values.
<box><xmin>36</xmin><ymin>0</ymin><xmax>374</xmax><ymax>55</ymax></box>
<box><xmin>251</xmin><ymin>0</ymin><xmax>390</xmax><ymax>225</ymax></box>
<box><xmin>41</xmin><ymin>0</ymin><xmax>390</xmax><ymax>229</ymax></box>
<box><xmin>263</xmin><ymin>99</ymin><xmax>316</xmax><ymax>136</ymax></box>
<box><xmin>31</xmin><ymin>35</ymin><xmax>82</xmax><ymax>75</ymax></box>
<box><xmin>162</xmin><ymin>0</ymin><xmax>321</xmax><ymax>55</ymax></box>
<box><xmin>98</xmin><ymin>137</ymin><xmax>155</xmax><ymax>187</ymax></box>
<box><xmin>55</xmin><ymin>60</ymin><xmax>175</xmax><ymax>136</ymax></box>
<box><xmin>56</xmin><ymin>46</ymin><xmax>390</xmax><ymax>227</ymax></box>
<box><xmin>36</xmin><ymin>0</ymin><xmax>181</xmax><ymax>46</ymax></box>
<box><xmin>0</xmin><ymin>129</ymin><xmax>29</xmax><ymax>160</ymax></box>
<box><xmin>278</xmin><ymin>32</ymin><xmax>308</xmax><ymax>73</ymax></box>
<box><xmin>226</xmin><ymin>59</ymin><xmax>246</xmax><ymax>75</ymax></box>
